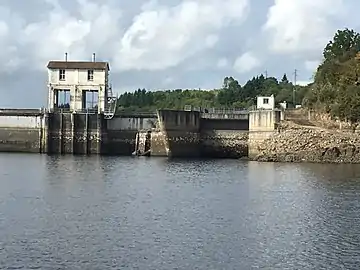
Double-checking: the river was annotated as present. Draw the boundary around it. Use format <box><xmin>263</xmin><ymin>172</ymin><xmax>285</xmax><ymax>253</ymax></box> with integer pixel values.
<box><xmin>0</xmin><ymin>154</ymin><xmax>360</xmax><ymax>269</ymax></box>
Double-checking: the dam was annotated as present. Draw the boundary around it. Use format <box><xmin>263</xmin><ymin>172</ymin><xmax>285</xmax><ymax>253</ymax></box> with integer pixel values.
<box><xmin>0</xmin><ymin>56</ymin><xmax>283</xmax><ymax>158</ymax></box>
<box><xmin>0</xmin><ymin>107</ymin><xmax>281</xmax><ymax>158</ymax></box>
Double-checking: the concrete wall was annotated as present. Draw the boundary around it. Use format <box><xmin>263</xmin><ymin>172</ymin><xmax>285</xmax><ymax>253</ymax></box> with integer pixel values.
<box><xmin>157</xmin><ymin>110</ymin><xmax>201</xmax><ymax>157</ymax></box>
<box><xmin>150</xmin><ymin>131</ymin><xmax>168</xmax><ymax>156</ymax></box>
<box><xmin>199</xmin><ymin>118</ymin><xmax>249</xmax><ymax>158</ymax></box>
<box><xmin>105</xmin><ymin>115</ymin><xmax>157</xmax><ymax>155</ymax></box>
<box><xmin>0</xmin><ymin>113</ymin><xmax>45</xmax><ymax>153</ymax></box>
<box><xmin>248</xmin><ymin>109</ymin><xmax>281</xmax><ymax>159</ymax></box>
<box><xmin>0</xmin><ymin>109</ymin><xmax>284</xmax><ymax>159</ymax></box>
<box><xmin>47</xmin><ymin>113</ymin><xmax>105</xmax><ymax>154</ymax></box>
<box><xmin>200</xmin><ymin>130</ymin><xmax>248</xmax><ymax>158</ymax></box>
<box><xmin>107</xmin><ymin>117</ymin><xmax>156</xmax><ymax>130</ymax></box>
<box><xmin>249</xmin><ymin>109</ymin><xmax>281</xmax><ymax>131</ymax></box>
<box><xmin>48</xmin><ymin>68</ymin><xmax>107</xmax><ymax>86</ymax></box>
<box><xmin>200</xmin><ymin>119</ymin><xmax>248</xmax><ymax>130</ymax></box>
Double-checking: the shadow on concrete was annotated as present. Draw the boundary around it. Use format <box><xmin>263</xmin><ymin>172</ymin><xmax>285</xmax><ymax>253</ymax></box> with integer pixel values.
<box><xmin>199</xmin><ymin>129</ymin><xmax>248</xmax><ymax>159</ymax></box>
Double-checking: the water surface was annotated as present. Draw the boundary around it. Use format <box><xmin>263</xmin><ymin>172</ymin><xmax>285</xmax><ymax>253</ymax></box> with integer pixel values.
<box><xmin>0</xmin><ymin>154</ymin><xmax>360</xmax><ymax>269</ymax></box>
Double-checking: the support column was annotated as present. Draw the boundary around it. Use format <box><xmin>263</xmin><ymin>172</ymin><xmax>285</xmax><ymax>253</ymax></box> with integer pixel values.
<box><xmin>96</xmin><ymin>113</ymin><xmax>103</xmax><ymax>154</ymax></box>
<box><xmin>85</xmin><ymin>113</ymin><xmax>89</xmax><ymax>154</ymax></box>
<box><xmin>248</xmin><ymin>109</ymin><xmax>281</xmax><ymax>159</ymax></box>
<box><xmin>59</xmin><ymin>112</ymin><xmax>63</xmax><ymax>154</ymax></box>
<box><xmin>69</xmin><ymin>113</ymin><xmax>74</xmax><ymax>154</ymax></box>
<box><xmin>40</xmin><ymin>112</ymin><xmax>49</xmax><ymax>153</ymax></box>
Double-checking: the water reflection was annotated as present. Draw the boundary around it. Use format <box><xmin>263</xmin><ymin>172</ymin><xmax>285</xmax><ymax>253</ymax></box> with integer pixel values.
<box><xmin>0</xmin><ymin>155</ymin><xmax>360</xmax><ymax>269</ymax></box>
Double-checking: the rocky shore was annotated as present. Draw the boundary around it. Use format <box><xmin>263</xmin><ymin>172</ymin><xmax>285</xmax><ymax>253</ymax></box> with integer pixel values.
<box><xmin>253</xmin><ymin>121</ymin><xmax>360</xmax><ymax>163</ymax></box>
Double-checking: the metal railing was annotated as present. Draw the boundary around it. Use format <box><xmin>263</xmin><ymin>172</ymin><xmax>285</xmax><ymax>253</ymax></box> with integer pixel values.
<box><xmin>104</xmin><ymin>84</ymin><xmax>117</xmax><ymax>119</ymax></box>
<box><xmin>184</xmin><ymin>105</ymin><xmax>248</xmax><ymax>114</ymax></box>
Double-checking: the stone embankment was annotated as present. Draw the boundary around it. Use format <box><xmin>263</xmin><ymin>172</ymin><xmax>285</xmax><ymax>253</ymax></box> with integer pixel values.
<box><xmin>254</xmin><ymin>121</ymin><xmax>360</xmax><ymax>163</ymax></box>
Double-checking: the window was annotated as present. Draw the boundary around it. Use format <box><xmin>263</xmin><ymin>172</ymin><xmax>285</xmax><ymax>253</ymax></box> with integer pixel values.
<box><xmin>55</xmin><ymin>89</ymin><xmax>70</xmax><ymax>110</ymax></box>
<box><xmin>88</xmin><ymin>70</ymin><xmax>94</xmax><ymax>81</ymax></box>
<box><xmin>263</xmin><ymin>98</ymin><xmax>269</xmax><ymax>104</ymax></box>
<box><xmin>82</xmin><ymin>90</ymin><xmax>99</xmax><ymax>111</ymax></box>
<box><xmin>59</xmin><ymin>69</ymin><xmax>65</xmax><ymax>81</ymax></box>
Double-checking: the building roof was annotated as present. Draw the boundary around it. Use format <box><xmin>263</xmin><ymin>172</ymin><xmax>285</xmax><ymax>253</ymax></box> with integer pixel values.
<box><xmin>47</xmin><ymin>61</ymin><xmax>110</xmax><ymax>70</ymax></box>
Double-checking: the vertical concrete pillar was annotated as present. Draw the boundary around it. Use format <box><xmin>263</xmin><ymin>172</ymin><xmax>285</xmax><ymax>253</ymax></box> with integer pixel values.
<box><xmin>248</xmin><ymin>109</ymin><xmax>281</xmax><ymax>159</ymax></box>
<box><xmin>99</xmin><ymin>113</ymin><xmax>108</xmax><ymax>154</ymax></box>
<box><xmin>70</xmin><ymin>113</ymin><xmax>74</xmax><ymax>154</ymax></box>
<box><xmin>96</xmin><ymin>113</ymin><xmax>102</xmax><ymax>154</ymax></box>
<box><xmin>85</xmin><ymin>113</ymin><xmax>89</xmax><ymax>154</ymax></box>
<box><xmin>156</xmin><ymin>110</ymin><xmax>201</xmax><ymax>157</ymax></box>
<box><xmin>41</xmin><ymin>112</ymin><xmax>49</xmax><ymax>153</ymax></box>
<box><xmin>59</xmin><ymin>113</ymin><xmax>63</xmax><ymax>154</ymax></box>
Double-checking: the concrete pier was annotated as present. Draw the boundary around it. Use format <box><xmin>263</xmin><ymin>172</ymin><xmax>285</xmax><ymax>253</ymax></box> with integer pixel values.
<box><xmin>154</xmin><ymin>110</ymin><xmax>201</xmax><ymax>157</ymax></box>
<box><xmin>248</xmin><ymin>109</ymin><xmax>282</xmax><ymax>159</ymax></box>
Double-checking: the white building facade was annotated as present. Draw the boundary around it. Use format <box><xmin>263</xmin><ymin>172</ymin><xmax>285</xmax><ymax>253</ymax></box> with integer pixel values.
<box><xmin>256</xmin><ymin>95</ymin><xmax>275</xmax><ymax>110</ymax></box>
<box><xmin>47</xmin><ymin>58</ymin><xmax>112</xmax><ymax>114</ymax></box>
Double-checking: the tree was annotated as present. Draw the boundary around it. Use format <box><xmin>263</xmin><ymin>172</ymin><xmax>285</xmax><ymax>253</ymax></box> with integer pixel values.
<box><xmin>323</xmin><ymin>28</ymin><xmax>360</xmax><ymax>62</ymax></box>
<box><xmin>331</xmin><ymin>85</ymin><xmax>360</xmax><ymax>131</ymax></box>
<box><xmin>303</xmin><ymin>28</ymin><xmax>360</xmax><ymax>129</ymax></box>
<box><xmin>281</xmin><ymin>74</ymin><xmax>289</xmax><ymax>84</ymax></box>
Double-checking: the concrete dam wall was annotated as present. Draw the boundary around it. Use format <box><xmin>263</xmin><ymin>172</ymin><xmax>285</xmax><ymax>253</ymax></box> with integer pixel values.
<box><xmin>0</xmin><ymin>109</ymin><xmax>159</xmax><ymax>155</ymax></box>
<box><xmin>136</xmin><ymin>110</ymin><xmax>251</xmax><ymax>158</ymax></box>
<box><xmin>0</xmin><ymin>110</ymin><xmax>46</xmax><ymax>153</ymax></box>
<box><xmin>0</xmin><ymin>109</ymin><xmax>281</xmax><ymax>158</ymax></box>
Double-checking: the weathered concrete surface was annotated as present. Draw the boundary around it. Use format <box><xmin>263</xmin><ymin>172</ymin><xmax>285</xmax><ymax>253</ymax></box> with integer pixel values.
<box><xmin>164</xmin><ymin>131</ymin><xmax>201</xmax><ymax>157</ymax></box>
<box><xmin>105</xmin><ymin>114</ymin><xmax>157</xmax><ymax>155</ymax></box>
<box><xmin>200</xmin><ymin>130</ymin><xmax>248</xmax><ymax>158</ymax></box>
<box><xmin>0</xmin><ymin>128</ymin><xmax>42</xmax><ymax>152</ymax></box>
<box><xmin>150</xmin><ymin>131</ymin><xmax>168</xmax><ymax>156</ymax></box>
<box><xmin>248</xmin><ymin>109</ymin><xmax>282</xmax><ymax>159</ymax></box>
<box><xmin>47</xmin><ymin>113</ymin><xmax>105</xmax><ymax>154</ymax></box>
<box><xmin>107</xmin><ymin>116</ymin><xmax>157</xmax><ymax>130</ymax></box>
<box><xmin>106</xmin><ymin>130</ymin><xmax>137</xmax><ymax>155</ymax></box>
<box><xmin>253</xmin><ymin>121</ymin><xmax>360</xmax><ymax>163</ymax></box>
<box><xmin>157</xmin><ymin>110</ymin><xmax>201</xmax><ymax>157</ymax></box>
<box><xmin>0</xmin><ymin>114</ymin><xmax>45</xmax><ymax>153</ymax></box>
<box><xmin>200</xmin><ymin>118</ymin><xmax>248</xmax><ymax>130</ymax></box>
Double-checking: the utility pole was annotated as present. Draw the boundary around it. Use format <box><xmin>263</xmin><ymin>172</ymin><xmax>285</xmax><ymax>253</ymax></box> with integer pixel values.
<box><xmin>293</xmin><ymin>69</ymin><xmax>298</xmax><ymax>106</ymax></box>
<box><xmin>264</xmin><ymin>70</ymin><xmax>268</xmax><ymax>79</ymax></box>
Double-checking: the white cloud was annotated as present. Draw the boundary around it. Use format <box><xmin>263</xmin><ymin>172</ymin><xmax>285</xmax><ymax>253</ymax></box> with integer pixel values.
<box><xmin>0</xmin><ymin>0</ymin><xmax>359</xmax><ymax>107</ymax></box>
<box><xmin>263</xmin><ymin>0</ymin><xmax>345</xmax><ymax>55</ymax></box>
<box><xmin>112</xmin><ymin>0</ymin><xmax>249</xmax><ymax>71</ymax></box>
<box><xmin>21</xmin><ymin>0</ymin><xmax>123</xmax><ymax>70</ymax></box>
<box><xmin>233</xmin><ymin>52</ymin><xmax>261</xmax><ymax>73</ymax></box>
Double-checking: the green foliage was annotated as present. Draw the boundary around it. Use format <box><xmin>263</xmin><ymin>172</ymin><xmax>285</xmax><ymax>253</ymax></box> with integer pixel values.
<box><xmin>305</xmin><ymin>28</ymin><xmax>360</xmax><ymax>127</ymax></box>
<box><xmin>323</xmin><ymin>28</ymin><xmax>360</xmax><ymax>62</ymax></box>
<box><xmin>116</xmin><ymin>74</ymin><xmax>309</xmax><ymax>112</ymax></box>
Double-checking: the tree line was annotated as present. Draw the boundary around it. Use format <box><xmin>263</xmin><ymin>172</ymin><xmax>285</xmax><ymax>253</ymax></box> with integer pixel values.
<box><xmin>117</xmin><ymin>73</ymin><xmax>308</xmax><ymax>112</ymax></box>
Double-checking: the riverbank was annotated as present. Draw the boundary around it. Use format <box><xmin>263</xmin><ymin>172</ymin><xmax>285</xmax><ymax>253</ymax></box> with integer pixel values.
<box><xmin>253</xmin><ymin>121</ymin><xmax>360</xmax><ymax>163</ymax></box>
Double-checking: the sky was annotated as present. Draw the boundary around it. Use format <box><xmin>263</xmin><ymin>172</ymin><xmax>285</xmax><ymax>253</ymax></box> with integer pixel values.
<box><xmin>0</xmin><ymin>0</ymin><xmax>360</xmax><ymax>108</ymax></box>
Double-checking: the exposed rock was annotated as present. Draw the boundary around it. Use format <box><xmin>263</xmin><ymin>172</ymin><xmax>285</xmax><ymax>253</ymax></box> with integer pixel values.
<box><xmin>253</xmin><ymin>121</ymin><xmax>360</xmax><ymax>163</ymax></box>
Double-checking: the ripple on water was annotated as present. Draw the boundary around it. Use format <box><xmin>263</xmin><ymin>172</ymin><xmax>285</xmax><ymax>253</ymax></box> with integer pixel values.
<box><xmin>0</xmin><ymin>156</ymin><xmax>360</xmax><ymax>269</ymax></box>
